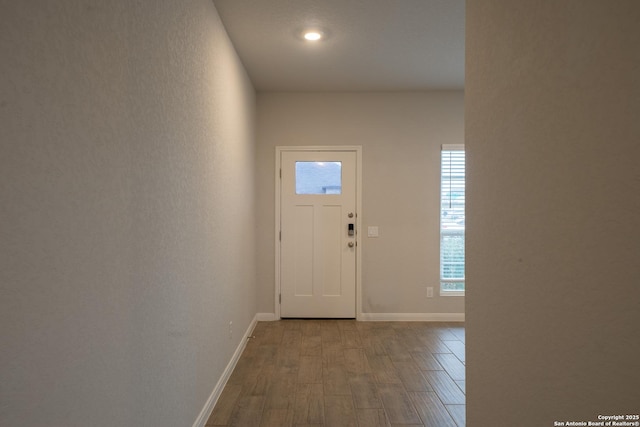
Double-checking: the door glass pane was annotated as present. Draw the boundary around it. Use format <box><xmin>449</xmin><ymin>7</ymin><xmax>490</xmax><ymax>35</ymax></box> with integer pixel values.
<box><xmin>295</xmin><ymin>161</ymin><xmax>342</xmax><ymax>194</ymax></box>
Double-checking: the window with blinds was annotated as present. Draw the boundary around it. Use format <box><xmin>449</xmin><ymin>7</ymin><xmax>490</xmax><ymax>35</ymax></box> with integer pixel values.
<box><xmin>440</xmin><ymin>145</ymin><xmax>465</xmax><ymax>294</ymax></box>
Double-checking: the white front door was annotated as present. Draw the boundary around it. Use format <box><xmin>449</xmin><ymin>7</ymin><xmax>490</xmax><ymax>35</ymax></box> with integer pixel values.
<box><xmin>279</xmin><ymin>149</ymin><xmax>358</xmax><ymax>318</ymax></box>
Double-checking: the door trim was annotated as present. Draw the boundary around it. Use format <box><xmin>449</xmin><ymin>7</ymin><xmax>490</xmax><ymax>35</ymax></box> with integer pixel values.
<box><xmin>275</xmin><ymin>146</ymin><xmax>362</xmax><ymax>320</ymax></box>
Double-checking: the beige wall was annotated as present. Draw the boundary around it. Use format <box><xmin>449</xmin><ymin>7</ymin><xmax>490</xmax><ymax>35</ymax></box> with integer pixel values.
<box><xmin>0</xmin><ymin>1</ymin><xmax>257</xmax><ymax>426</ymax></box>
<box><xmin>256</xmin><ymin>92</ymin><xmax>465</xmax><ymax>316</ymax></box>
<box><xmin>466</xmin><ymin>1</ymin><xmax>640</xmax><ymax>425</ymax></box>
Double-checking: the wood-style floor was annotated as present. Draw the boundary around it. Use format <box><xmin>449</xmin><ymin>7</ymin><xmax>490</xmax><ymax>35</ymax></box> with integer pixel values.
<box><xmin>207</xmin><ymin>320</ymin><xmax>465</xmax><ymax>427</ymax></box>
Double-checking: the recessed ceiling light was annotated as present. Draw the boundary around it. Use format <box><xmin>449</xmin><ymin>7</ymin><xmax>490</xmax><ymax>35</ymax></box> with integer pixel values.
<box><xmin>303</xmin><ymin>31</ymin><xmax>323</xmax><ymax>41</ymax></box>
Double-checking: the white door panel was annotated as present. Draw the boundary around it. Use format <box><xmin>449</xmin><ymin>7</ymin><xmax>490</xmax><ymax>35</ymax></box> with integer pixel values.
<box><xmin>280</xmin><ymin>150</ymin><xmax>357</xmax><ymax>318</ymax></box>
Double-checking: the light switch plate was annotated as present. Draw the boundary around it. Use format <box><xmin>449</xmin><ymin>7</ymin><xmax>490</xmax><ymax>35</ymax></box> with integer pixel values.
<box><xmin>367</xmin><ymin>226</ymin><xmax>379</xmax><ymax>237</ymax></box>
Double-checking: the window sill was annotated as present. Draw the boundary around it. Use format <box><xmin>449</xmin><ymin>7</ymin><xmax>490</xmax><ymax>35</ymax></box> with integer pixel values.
<box><xmin>440</xmin><ymin>290</ymin><xmax>465</xmax><ymax>297</ymax></box>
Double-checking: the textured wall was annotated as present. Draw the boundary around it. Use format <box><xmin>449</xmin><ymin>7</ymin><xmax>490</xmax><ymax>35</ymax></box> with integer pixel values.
<box><xmin>0</xmin><ymin>1</ymin><xmax>256</xmax><ymax>426</ymax></box>
<box><xmin>466</xmin><ymin>1</ymin><xmax>640</xmax><ymax>425</ymax></box>
<box><xmin>256</xmin><ymin>92</ymin><xmax>465</xmax><ymax>316</ymax></box>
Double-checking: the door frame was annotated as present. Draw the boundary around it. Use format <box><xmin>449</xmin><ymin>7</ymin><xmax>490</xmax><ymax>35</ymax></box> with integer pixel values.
<box><xmin>275</xmin><ymin>146</ymin><xmax>363</xmax><ymax>320</ymax></box>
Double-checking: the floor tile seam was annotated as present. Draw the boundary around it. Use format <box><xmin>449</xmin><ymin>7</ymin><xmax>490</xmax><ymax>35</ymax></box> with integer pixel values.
<box><xmin>410</xmin><ymin>350</ymin><xmax>446</xmax><ymax>372</ymax></box>
<box><xmin>431</xmin><ymin>353</ymin><xmax>465</xmax><ymax>381</ymax></box>
<box><xmin>427</xmin><ymin>375</ymin><xmax>456</xmax><ymax>410</ymax></box>
<box><xmin>377</xmin><ymin>381</ymin><xmax>424</xmax><ymax>425</ymax></box>
<box><xmin>424</xmin><ymin>370</ymin><xmax>466</xmax><ymax>406</ymax></box>
<box><xmin>345</xmin><ymin>377</ymin><xmax>364</xmax><ymax>427</ymax></box>
<box><xmin>443</xmin><ymin>403</ymin><xmax>466</xmax><ymax>427</ymax></box>
<box><xmin>406</xmin><ymin>390</ymin><xmax>440</xmax><ymax>427</ymax></box>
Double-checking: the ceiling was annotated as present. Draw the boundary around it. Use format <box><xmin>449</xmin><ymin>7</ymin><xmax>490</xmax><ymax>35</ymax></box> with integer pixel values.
<box><xmin>212</xmin><ymin>0</ymin><xmax>465</xmax><ymax>92</ymax></box>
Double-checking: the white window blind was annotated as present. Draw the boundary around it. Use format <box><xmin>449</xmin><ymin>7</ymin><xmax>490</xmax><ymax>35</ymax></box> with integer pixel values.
<box><xmin>440</xmin><ymin>145</ymin><xmax>465</xmax><ymax>294</ymax></box>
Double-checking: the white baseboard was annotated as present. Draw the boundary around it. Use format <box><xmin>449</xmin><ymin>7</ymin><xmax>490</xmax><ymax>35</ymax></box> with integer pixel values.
<box><xmin>192</xmin><ymin>314</ymin><xmax>259</xmax><ymax>427</ymax></box>
<box><xmin>358</xmin><ymin>312</ymin><xmax>465</xmax><ymax>322</ymax></box>
<box><xmin>255</xmin><ymin>312</ymin><xmax>278</xmax><ymax>321</ymax></box>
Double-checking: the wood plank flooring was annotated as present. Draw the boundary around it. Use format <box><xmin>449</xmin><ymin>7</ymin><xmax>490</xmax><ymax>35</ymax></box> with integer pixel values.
<box><xmin>207</xmin><ymin>320</ymin><xmax>465</xmax><ymax>427</ymax></box>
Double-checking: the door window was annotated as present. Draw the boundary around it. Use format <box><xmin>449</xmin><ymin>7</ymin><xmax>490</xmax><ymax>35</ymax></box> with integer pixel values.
<box><xmin>295</xmin><ymin>161</ymin><xmax>342</xmax><ymax>194</ymax></box>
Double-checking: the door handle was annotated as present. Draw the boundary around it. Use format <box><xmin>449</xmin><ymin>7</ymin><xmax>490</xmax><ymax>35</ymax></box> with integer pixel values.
<box><xmin>348</xmin><ymin>242</ymin><xmax>355</xmax><ymax>248</ymax></box>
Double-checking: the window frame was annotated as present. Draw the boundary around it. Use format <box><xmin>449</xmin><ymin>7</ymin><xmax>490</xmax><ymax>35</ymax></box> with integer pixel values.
<box><xmin>440</xmin><ymin>144</ymin><xmax>465</xmax><ymax>297</ymax></box>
